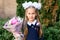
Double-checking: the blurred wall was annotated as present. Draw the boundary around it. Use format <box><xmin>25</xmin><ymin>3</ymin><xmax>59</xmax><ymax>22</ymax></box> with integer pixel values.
<box><xmin>0</xmin><ymin>0</ymin><xmax>16</xmax><ymax>18</ymax></box>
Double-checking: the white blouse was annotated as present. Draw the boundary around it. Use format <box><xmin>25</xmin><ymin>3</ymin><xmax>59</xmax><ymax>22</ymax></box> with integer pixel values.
<box><xmin>27</xmin><ymin>20</ymin><xmax>40</xmax><ymax>26</ymax></box>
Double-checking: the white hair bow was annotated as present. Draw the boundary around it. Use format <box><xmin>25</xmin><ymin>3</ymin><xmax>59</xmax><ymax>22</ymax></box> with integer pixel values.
<box><xmin>22</xmin><ymin>1</ymin><xmax>41</xmax><ymax>10</ymax></box>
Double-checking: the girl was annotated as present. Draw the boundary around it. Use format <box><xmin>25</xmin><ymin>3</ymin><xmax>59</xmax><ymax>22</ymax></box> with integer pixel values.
<box><xmin>22</xmin><ymin>1</ymin><xmax>43</xmax><ymax>40</ymax></box>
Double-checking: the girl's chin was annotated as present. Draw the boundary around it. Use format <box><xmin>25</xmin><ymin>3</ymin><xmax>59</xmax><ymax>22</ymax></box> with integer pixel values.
<box><xmin>29</xmin><ymin>19</ymin><xmax>34</xmax><ymax>21</ymax></box>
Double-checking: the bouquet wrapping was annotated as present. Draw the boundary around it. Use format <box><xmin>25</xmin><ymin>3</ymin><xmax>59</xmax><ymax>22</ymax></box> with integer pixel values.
<box><xmin>3</xmin><ymin>16</ymin><xmax>24</xmax><ymax>40</ymax></box>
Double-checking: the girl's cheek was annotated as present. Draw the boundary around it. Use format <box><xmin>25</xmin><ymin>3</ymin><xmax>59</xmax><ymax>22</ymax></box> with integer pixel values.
<box><xmin>26</xmin><ymin>13</ymin><xmax>30</xmax><ymax>17</ymax></box>
<box><xmin>26</xmin><ymin>13</ymin><xmax>28</xmax><ymax>16</ymax></box>
<box><xmin>32</xmin><ymin>14</ymin><xmax>36</xmax><ymax>17</ymax></box>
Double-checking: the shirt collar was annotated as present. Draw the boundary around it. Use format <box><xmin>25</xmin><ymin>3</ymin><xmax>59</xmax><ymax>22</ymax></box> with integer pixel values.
<box><xmin>27</xmin><ymin>20</ymin><xmax>37</xmax><ymax>26</ymax></box>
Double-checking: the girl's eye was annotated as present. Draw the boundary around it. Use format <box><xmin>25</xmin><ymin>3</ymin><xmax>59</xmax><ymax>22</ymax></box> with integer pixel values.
<box><xmin>32</xmin><ymin>13</ymin><xmax>35</xmax><ymax>14</ymax></box>
<box><xmin>28</xmin><ymin>13</ymin><xmax>30</xmax><ymax>14</ymax></box>
<box><xmin>28</xmin><ymin>13</ymin><xmax>35</xmax><ymax>14</ymax></box>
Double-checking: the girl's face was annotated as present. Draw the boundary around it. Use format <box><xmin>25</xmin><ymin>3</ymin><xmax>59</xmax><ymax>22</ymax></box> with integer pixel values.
<box><xmin>26</xmin><ymin>7</ymin><xmax>37</xmax><ymax>22</ymax></box>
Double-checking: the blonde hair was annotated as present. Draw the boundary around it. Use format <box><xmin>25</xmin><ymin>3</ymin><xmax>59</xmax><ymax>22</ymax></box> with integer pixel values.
<box><xmin>23</xmin><ymin>6</ymin><xmax>43</xmax><ymax>40</ymax></box>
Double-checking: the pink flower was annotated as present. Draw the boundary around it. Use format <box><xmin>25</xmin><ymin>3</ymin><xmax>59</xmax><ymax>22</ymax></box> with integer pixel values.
<box><xmin>11</xmin><ymin>18</ymin><xmax>18</xmax><ymax>25</ymax></box>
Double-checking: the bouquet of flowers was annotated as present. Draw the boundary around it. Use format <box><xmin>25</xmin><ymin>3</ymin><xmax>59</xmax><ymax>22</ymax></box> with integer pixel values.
<box><xmin>3</xmin><ymin>16</ymin><xmax>24</xmax><ymax>40</ymax></box>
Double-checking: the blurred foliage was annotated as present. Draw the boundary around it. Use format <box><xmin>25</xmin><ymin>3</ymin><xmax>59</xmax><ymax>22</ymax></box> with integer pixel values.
<box><xmin>0</xmin><ymin>29</ymin><xmax>14</xmax><ymax>40</ymax></box>
<box><xmin>0</xmin><ymin>18</ymin><xmax>14</xmax><ymax>40</ymax></box>
<box><xmin>43</xmin><ymin>21</ymin><xmax>60</xmax><ymax>40</ymax></box>
<box><xmin>0</xmin><ymin>0</ymin><xmax>60</xmax><ymax>40</ymax></box>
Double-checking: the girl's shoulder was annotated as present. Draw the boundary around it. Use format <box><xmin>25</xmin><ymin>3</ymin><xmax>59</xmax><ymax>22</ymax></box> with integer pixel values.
<box><xmin>36</xmin><ymin>22</ymin><xmax>40</xmax><ymax>26</ymax></box>
<box><xmin>36</xmin><ymin>22</ymin><xmax>40</xmax><ymax>27</ymax></box>
<box><xmin>36</xmin><ymin>21</ymin><xmax>41</xmax><ymax>27</ymax></box>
